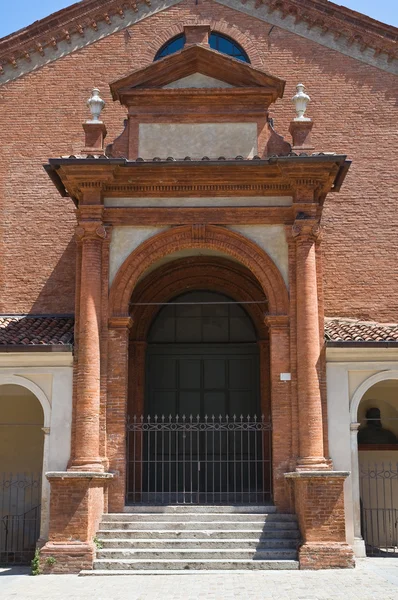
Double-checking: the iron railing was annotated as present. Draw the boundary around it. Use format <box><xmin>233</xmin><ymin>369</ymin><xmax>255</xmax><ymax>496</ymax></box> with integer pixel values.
<box><xmin>359</xmin><ymin>462</ymin><xmax>398</xmax><ymax>556</ymax></box>
<box><xmin>0</xmin><ymin>473</ymin><xmax>42</xmax><ymax>565</ymax></box>
<box><xmin>126</xmin><ymin>414</ymin><xmax>272</xmax><ymax>505</ymax></box>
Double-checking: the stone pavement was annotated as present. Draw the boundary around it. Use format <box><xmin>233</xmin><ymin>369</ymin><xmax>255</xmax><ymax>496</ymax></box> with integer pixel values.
<box><xmin>1</xmin><ymin>559</ymin><xmax>398</xmax><ymax>600</ymax></box>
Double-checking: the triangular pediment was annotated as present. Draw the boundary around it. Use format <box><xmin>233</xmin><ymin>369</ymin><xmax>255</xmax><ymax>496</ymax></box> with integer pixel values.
<box><xmin>110</xmin><ymin>44</ymin><xmax>285</xmax><ymax>102</ymax></box>
<box><xmin>0</xmin><ymin>0</ymin><xmax>395</xmax><ymax>85</ymax></box>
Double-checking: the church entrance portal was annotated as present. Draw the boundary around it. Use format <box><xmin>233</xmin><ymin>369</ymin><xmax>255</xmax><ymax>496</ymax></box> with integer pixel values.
<box><xmin>126</xmin><ymin>291</ymin><xmax>271</xmax><ymax>504</ymax></box>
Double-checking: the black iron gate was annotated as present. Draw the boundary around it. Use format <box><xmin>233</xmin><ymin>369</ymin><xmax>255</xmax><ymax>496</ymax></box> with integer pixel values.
<box><xmin>126</xmin><ymin>414</ymin><xmax>272</xmax><ymax>504</ymax></box>
<box><xmin>0</xmin><ymin>473</ymin><xmax>41</xmax><ymax>565</ymax></box>
<box><xmin>359</xmin><ymin>462</ymin><xmax>398</xmax><ymax>556</ymax></box>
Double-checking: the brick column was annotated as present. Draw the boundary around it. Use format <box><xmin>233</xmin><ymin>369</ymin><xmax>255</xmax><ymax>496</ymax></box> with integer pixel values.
<box><xmin>107</xmin><ymin>317</ymin><xmax>131</xmax><ymax>512</ymax></box>
<box><xmin>266</xmin><ymin>315</ymin><xmax>292</xmax><ymax>512</ymax></box>
<box><xmin>292</xmin><ymin>217</ymin><xmax>328</xmax><ymax>471</ymax></box>
<box><xmin>69</xmin><ymin>220</ymin><xmax>106</xmax><ymax>472</ymax></box>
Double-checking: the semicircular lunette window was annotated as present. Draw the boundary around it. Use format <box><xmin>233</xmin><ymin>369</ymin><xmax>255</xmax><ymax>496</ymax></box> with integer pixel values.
<box><xmin>154</xmin><ymin>32</ymin><xmax>250</xmax><ymax>63</ymax></box>
<box><xmin>148</xmin><ymin>291</ymin><xmax>257</xmax><ymax>344</ymax></box>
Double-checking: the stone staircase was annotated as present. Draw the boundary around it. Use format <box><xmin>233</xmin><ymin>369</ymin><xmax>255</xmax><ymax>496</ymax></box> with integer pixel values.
<box><xmin>81</xmin><ymin>505</ymin><xmax>300</xmax><ymax>575</ymax></box>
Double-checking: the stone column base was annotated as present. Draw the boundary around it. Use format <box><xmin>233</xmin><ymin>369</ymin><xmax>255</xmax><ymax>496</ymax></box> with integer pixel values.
<box><xmin>39</xmin><ymin>542</ymin><xmax>95</xmax><ymax>574</ymax></box>
<box><xmin>299</xmin><ymin>542</ymin><xmax>355</xmax><ymax>570</ymax></box>
<box><xmin>285</xmin><ymin>471</ymin><xmax>355</xmax><ymax>570</ymax></box>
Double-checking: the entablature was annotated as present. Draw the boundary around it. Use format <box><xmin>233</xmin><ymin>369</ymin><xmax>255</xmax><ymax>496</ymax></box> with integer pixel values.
<box><xmin>45</xmin><ymin>154</ymin><xmax>350</xmax><ymax>223</ymax></box>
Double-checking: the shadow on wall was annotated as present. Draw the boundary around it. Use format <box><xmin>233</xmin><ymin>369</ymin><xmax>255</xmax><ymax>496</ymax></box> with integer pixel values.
<box><xmin>30</xmin><ymin>238</ymin><xmax>76</xmax><ymax>315</ymax></box>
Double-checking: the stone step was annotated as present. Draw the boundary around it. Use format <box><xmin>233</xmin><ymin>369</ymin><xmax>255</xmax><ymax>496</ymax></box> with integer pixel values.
<box><xmin>99</xmin><ymin>538</ymin><xmax>299</xmax><ymax>550</ymax></box>
<box><xmin>96</xmin><ymin>548</ymin><xmax>298</xmax><ymax>560</ymax></box>
<box><xmin>92</xmin><ymin>558</ymin><xmax>299</xmax><ymax>571</ymax></box>
<box><xmin>81</xmin><ymin>567</ymin><xmax>299</xmax><ymax>576</ymax></box>
<box><xmin>103</xmin><ymin>513</ymin><xmax>296</xmax><ymax>522</ymax></box>
<box><xmin>123</xmin><ymin>505</ymin><xmax>277</xmax><ymax>514</ymax></box>
<box><xmin>97</xmin><ymin>528</ymin><xmax>300</xmax><ymax>540</ymax></box>
<box><xmin>99</xmin><ymin>520</ymin><xmax>299</xmax><ymax>531</ymax></box>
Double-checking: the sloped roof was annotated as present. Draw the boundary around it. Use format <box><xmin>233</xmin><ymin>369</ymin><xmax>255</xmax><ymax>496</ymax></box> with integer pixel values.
<box><xmin>325</xmin><ymin>317</ymin><xmax>398</xmax><ymax>344</ymax></box>
<box><xmin>1</xmin><ymin>315</ymin><xmax>397</xmax><ymax>349</ymax></box>
<box><xmin>0</xmin><ymin>0</ymin><xmax>396</xmax><ymax>84</ymax></box>
<box><xmin>0</xmin><ymin>316</ymin><xmax>74</xmax><ymax>348</ymax></box>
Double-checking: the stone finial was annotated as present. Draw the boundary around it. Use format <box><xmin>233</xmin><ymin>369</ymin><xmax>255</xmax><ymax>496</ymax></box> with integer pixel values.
<box><xmin>292</xmin><ymin>83</ymin><xmax>311</xmax><ymax>122</ymax></box>
<box><xmin>87</xmin><ymin>87</ymin><xmax>105</xmax><ymax>123</ymax></box>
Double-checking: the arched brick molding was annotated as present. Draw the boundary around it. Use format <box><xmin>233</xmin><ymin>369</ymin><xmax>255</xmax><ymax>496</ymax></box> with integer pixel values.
<box><xmin>149</xmin><ymin>20</ymin><xmax>263</xmax><ymax>68</ymax></box>
<box><xmin>130</xmin><ymin>256</ymin><xmax>269</xmax><ymax>341</ymax></box>
<box><xmin>109</xmin><ymin>225</ymin><xmax>289</xmax><ymax>318</ymax></box>
<box><xmin>127</xmin><ymin>255</ymin><xmax>271</xmax><ymax>419</ymax></box>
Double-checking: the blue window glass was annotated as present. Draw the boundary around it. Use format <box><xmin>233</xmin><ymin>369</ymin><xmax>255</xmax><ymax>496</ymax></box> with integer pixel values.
<box><xmin>155</xmin><ymin>34</ymin><xmax>185</xmax><ymax>60</ymax></box>
<box><xmin>154</xmin><ymin>32</ymin><xmax>250</xmax><ymax>63</ymax></box>
<box><xmin>209</xmin><ymin>33</ymin><xmax>250</xmax><ymax>63</ymax></box>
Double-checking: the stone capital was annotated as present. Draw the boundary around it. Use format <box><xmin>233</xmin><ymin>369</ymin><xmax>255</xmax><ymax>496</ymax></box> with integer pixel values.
<box><xmin>292</xmin><ymin>217</ymin><xmax>322</xmax><ymax>243</ymax></box>
<box><xmin>350</xmin><ymin>422</ymin><xmax>361</xmax><ymax>432</ymax></box>
<box><xmin>108</xmin><ymin>316</ymin><xmax>133</xmax><ymax>330</ymax></box>
<box><xmin>264</xmin><ymin>314</ymin><xmax>289</xmax><ymax>330</ymax></box>
<box><xmin>75</xmin><ymin>222</ymin><xmax>107</xmax><ymax>242</ymax></box>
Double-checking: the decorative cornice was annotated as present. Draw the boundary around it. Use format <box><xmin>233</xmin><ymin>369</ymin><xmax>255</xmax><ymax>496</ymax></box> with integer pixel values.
<box><xmin>46</xmin><ymin>155</ymin><xmax>350</xmax><ymax>203</ymax></box>
<box><xmin>0</xmin><ymin>0</ymin><xmax>182</xmax><ymax>85</ymax></box>
<box><xmin>217</xmin><ymin>0</ymin><xmax>397</xmax><ymax>74</ymax></box>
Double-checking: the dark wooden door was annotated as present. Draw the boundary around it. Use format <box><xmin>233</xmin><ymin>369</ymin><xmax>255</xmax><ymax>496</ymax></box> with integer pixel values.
<box><xmin>146</xmin><ymin>344</ymin><xmax>259</xmax><ymax>418</ymax></box>
<box><xmin>144</xmin><ymin>345</ymin><xmax>261</xmax><ymax>501</ymax></box>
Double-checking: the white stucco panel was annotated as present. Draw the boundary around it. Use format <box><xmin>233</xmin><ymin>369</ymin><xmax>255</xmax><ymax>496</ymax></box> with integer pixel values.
<box><xmin>104</xmin><ymin>196</ymin><xmax>292</xmax><ymax>208</ymax></box>
<box><xmin>109</xmin><ymin>226</ymin><xmax>169</xmax><ymax>286</ymax></box>
<box><xmin>138</xmin><ymin>123</ymin><xmax>257</xmax><ymax>159</ymax></box>
<box><xmin>164</xmin><ymin>73</ymin><xmax>233</xmax><ymax>88</ymax></box>
<box><xmin>227</xmin><ymin>225</ymin><xmax>289</xmax><ymax>287</ymax></box>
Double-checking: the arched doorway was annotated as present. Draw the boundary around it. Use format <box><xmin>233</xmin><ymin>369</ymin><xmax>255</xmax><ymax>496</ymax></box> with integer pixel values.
<box><xmin>127</xmin><ymin>286</ymin><xmax>271</xmax><ymax>505</ymax></box>
<box><xmin>146</xmin><ymin>290</ymin><xmax>259</xmax><ymax>417</ymax></box>
<box><xmin>356</xmin><ymin>379</ymin><xmax>398</xmax><ymax>555</ymax></box>
<box><xmin>0</xmin><ymin>384</ymin><xmax>44</xmax><ymax>564</ymax></box>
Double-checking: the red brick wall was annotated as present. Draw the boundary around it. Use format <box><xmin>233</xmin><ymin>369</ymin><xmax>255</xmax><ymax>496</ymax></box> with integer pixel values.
<box><xmin>0</xmin><ymin>0</ymin><xmax>397</xmax><ymax>319</ymax></box>
<box><xmin>290</xmin><ymin>475</ymin><xmax>355</xmax><ymax>569</ymax></box>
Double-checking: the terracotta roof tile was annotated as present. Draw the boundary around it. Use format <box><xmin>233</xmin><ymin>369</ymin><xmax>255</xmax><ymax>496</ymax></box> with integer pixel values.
<box><xmin>325</xmin><ymin>318</ymin><xmax>398</xmax><ymax>343</ymax></box>
<box><xmin>0</xmin><ymin>315</ymin><xmax>397</xmax><ymax>348</ymax></box>
<box><xmin>0</xmin><ymin>316</ymin><xmax>74</xmax><ymax>346</ymax></box>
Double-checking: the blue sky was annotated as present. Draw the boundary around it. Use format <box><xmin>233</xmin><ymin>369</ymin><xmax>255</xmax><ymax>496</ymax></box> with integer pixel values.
<box><xmin>0</xmin><ymin>0</ymin><xmax>397</xmax><ymax>38</ymax></box>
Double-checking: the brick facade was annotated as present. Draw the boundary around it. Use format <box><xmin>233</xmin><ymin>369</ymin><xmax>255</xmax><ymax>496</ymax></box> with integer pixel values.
<box><xmin>0</xmin><ymin>0</ymin><xmax>397</xmax><ymax>319</ymax></box>
<box><xmin>1</xmin><ymin>0</ymin><xmax>396</xmax><ymax>574</ymax></box>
